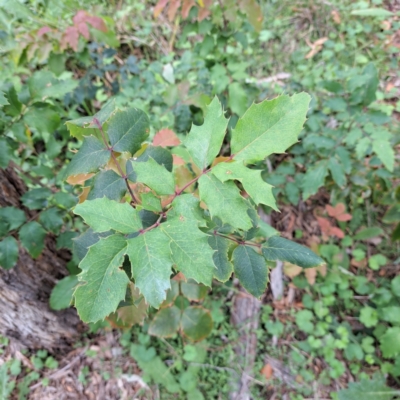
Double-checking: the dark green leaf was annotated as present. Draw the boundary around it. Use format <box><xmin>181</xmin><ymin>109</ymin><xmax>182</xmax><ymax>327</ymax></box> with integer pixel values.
<box><xmin>87</xmin><ymin>170</ymin><xmax>127</xmax><ymax>201</ymax></box>
<box><xmin>0</xmin><ymin>207</ymin><xmax>26</xmax><ymax>231</ymax></box>
<box><xmin>0</xmin><ymin>237</ymin><xmax>19</xmax><ymax>270</ymax></box>
<box><xmin>262</xmin><ymin>236</ymin><xmax>324</xmax><ymax>268</ymax></box>
<box><xmin>19</xmin><ymin>221</ymin><xmax>46</xmax><ymax>258</ymax></box>
<box><xmin>39</xmin><ymin>208</ymin><xmax>64</xmax><ymax>234</ymax></box>
<box><xmin>208</xmin><ymin>235</ymin><xmax>233</xmax><ymax>282</ymax></box>
<box><xmin>354</xmin><ymin>227</ymin><xmax>383</xmax><ymax>240</ymax></box>
<box><xmin>107</xmin><ymin>108</ymin><xmax>150</xmax><ymax>154</ymax></box>
<box><xmin>21</xmin><ymin>188</ymin><xmax>52</xmax><ymax>210</ymax></box>
<box><xmin>73</xmin><ymin>228</ymin><xmax>112</xmax><ymax>261</ymax></box>
<box><xmin>233</xmin><ymin>245</ymin><xmax>268</xmax><ymax>297</ymax></box>
<box><xmin>63</xmin><ymin>136</ymin><xmax>110</xmax><ymax>178</ymax></box>
<box><xmin>0</xmin><ymin>138</ymin><xmax>12</xmax><ymax>168</ymax></box>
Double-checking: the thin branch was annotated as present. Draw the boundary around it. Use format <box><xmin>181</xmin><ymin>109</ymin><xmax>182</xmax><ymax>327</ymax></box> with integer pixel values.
<box><xmin>214</xmin><ymin>232</ymin><xmax>262</xmax><ymax>249</ymax></box>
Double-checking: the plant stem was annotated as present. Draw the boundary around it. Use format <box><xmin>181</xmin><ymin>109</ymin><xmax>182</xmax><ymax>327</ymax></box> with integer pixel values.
<box><xmin>214</xmin><ymin>231</ymin><xmax>262</xmax><ymax>248</ymax></box>
<box><xmin>93</xmin><ymin>117</ymin><xmax>139</xmax><ymax>205</ymax></box>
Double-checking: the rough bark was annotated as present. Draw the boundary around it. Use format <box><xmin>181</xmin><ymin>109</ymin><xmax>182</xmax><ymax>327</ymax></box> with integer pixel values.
<box><xmin>229</xmin><ymin>286</ymin><xmax>262</xmax><ymax>400</ymax></box>
<box><xmin>0</xmin><ymin>166</ymin><xmax>82</xmax><ymax>352</ymax></box>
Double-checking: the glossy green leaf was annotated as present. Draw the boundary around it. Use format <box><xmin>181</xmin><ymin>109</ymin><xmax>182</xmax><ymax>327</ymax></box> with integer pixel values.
<box><xmin>50</xmin><ymin>275</ymin><xmax>78</xmax><ymax>310</ymax></box>
<box><xmin>0</xmin><ymin>237</ymin><xmax>19</xmax><ymax>270</ymax></box>
<box><xmin>208</xmin><ymin>235</ymin><xmax>233</xmax><ymax>282</ymax></box>
<box><xmin>19</xmin><ymin>221</ymin><xmax>46</xmax><ymax>258</ymax></box>
<box><xmin>262</xmin><ymin>236</ymin><xmax>324</xmax><ymax>268</ymax></box>
<box><xmin>74</xmin><ymin>234</ymin><xmax>129</xmax><ymax>323</ymax></box>
<box><xmin>198</xmin><ymin>173</ymin><xmax>253</xmax><ymax>231</ymax></box>
<box><xmin>107</xmin><ymin>108</ymin><xmax>150</xmax><ymax>154</ymax></box>
<box><xmin>232</xmin><ymin>245</ymin><xmax>268</xmax><ymax>298</ymax></box>
<box><xmin>87</xmin><ymin>170</ymin><xmax>126</xmax><ymax>201</ymax></box>
<box><xmin>231</xmin><ymin>93</ymin><xmax>310</xmax><ymax>163</ymax></box>
<box><xmin>64</xmin><ymin>136</ymin><xmax>110</xmax><ymax>177</ymax></box>
<box><xmin>131</xmin><ymin>157</ymin><xmax>175</xmax><ymax>195</ymax></box>
<box><xmin>212</xmin><ymin>161</ymin><xmax>278</xmax><ymax>210</ymax></box>
<box><xmin>74</xmin><ymin>197</ymin><xmax>142</xmax><ymax>234</ymax></box>
<box><xmin>149</xmin><ymin>305</ymin><xmax>181</xmax><ymax>337</ymax></box>
<box><xmin>184</xmin><ymin>96</ymin><xmax>229</xmax><ymax>170</ymax></box>
<box><xmin>127</xmin><ymin>228</ymin><xmax>173</xmax><ymax>308</ymax></box>
<box><xmin>181</xmin><ymin>306</ymin><xmax>213</xmax><ymax>341</ymax></box>
<box><xmin>160</xmin><ymin>218</ymin><xmax>216</xmax><ymax>286</ymax></box>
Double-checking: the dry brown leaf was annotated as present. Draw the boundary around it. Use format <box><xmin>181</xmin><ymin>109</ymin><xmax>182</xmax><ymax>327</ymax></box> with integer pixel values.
<box><xmin>66</xmin><ymin>173</ymin><xmax>94</xmax><ymax>185</ymax></box>
<box><xmin>78</xmin><ymin>187</ymin><xmax>90</xmax><ymax>203</ymax></box>
<box><xmin>305</xmin><ymin>37</ymin><xmax>328</xmax><ymax>59</ymax></box>
<box><xmin>326</xmin><ymin>203</ymin><xmax>352</xmax><ymax>222</ymax></box>
<box><xmin>260</xmin><ymin>363</ymin><xmax>273</xmax><ymax>380</ymax></box>
<box><xmin>331</xmin><ymin>10</ymin><xmax>341</xmax><ymax>24</ymax></box>
<box><xmin>305</xmin><ymin>268</ymin><xmax>317</xmax><ymax>285</ymax></box>
<box><xmin>283</xmin><ymin>262</ymin><xmax>302</xmax><ymax>278</ymax></box>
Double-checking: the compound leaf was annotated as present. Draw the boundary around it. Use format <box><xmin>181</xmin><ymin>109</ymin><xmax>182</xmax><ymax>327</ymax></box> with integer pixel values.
<box><xmin>212</xmin><ymin>161</ymin><xmax>278</xmax><ymax>210</ymax></box>
<box><xmin>64</xmin><ymin>136</ymin><xmax>110</xmax><ymax>177</ymax></box>
<box><xmin>262</xmin><ymin>236</ymin><xmax>324</xmax><ymax>268</ymax></box>
<box><xmin>74</xmin><ymin>234</ymin><xmax>129</xmax><ymax>322</ymax></box>
<box><xmin>131</xmin><ymin>157</ymin><xmax>175</xmax><ymax>195</ymax></box>
<box><xmin>74</xmin><ymin>197</ymin><xmax>142</xmax><ymax>234</ymax></box>
<box><xmin>127</xmin><ymin>228</ymin><xmax>173</xmax><ymax>308</ymax></box>
<box><xmin>198</xmin><ymin>173</ymin><xmax>253</xmax><ymax>231</ymax></box>
<box><xmin>107</xmin><ymin>108</ymin><xmax>150</xmax><ymax>154</ymax></box>
<box><xmin>87</xmin><ymin>170</ymin><xmax>127</xmax><ymax>201</ymax></box>
<box><xmin>184</xmin><ymin>96</ymin><xmax>229</xmax><ymax>170</ymax></box>
<box><xmin>208</xmin><ymin>235</ymin><xmax>233</xmax><ymax>282</ymax></box>
<box><xmin>231</xmin><ymin>93</ymin><xmax>310</xmax><ymax>163</ymax></box>
<box><xmin>160</xmin><ymin>218</ymin><xmax>216</xmax><ymax>286</ymax></box>
<box><xmin>232</xmin><ymin>245</ymin><xmax>268</xmax><ymax>298</ymax></box>
<box><xmin>168</xmin><ymin>195</ymin><xmax>206</xmax><ymax>227</ymax></box>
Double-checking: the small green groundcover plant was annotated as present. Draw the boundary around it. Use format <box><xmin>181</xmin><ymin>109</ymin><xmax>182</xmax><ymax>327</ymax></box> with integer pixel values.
<box><xmin>58</xmin><ymin>93</ymin><xmax>324</xmax><ymax>339</ymax></box>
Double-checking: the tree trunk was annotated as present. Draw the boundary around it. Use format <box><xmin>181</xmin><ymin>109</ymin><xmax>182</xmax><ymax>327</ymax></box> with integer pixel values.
<box><xmin>0</xmin><ymin>166</ymin><xmax>82</xmax><ymax>352</ymax></box>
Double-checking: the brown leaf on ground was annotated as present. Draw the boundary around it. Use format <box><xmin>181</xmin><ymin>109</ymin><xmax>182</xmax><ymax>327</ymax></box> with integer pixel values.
<box><xmin>331</xmin><ymin>10</ymin><xmax>341</xmax><ymax>24</ymax></box>
<box><xmin>326</xmin><ymin>203</ymin><xmax>352</xmax><ymax>222</ymax></box>
<box><xmin>317</xmin><ymin>216</ymin><xmax>344</xmax><ymax>239</ymax></box>
<box><xmin>261</xmin><ymin>363</ymin><xmax>274</xmax><ymax>380</ymax></box>
<box><xmin>305</xmin><ymin>37</ymin><xmax>328</xmax><ymax>59</ymax></box>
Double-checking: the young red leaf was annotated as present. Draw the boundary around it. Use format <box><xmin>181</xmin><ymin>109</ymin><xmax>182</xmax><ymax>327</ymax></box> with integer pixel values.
<box><xmin>153</xmin><ymin>129</ymin><xmax>181</xmax><ymax>147</ymax></box>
